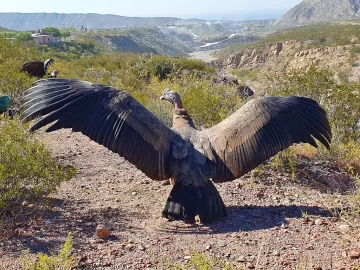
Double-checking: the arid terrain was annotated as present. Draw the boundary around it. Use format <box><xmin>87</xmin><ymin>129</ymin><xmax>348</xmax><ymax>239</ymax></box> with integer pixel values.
<box><xmin>0</xmin><ymin>129</ymin><xmax>360</xmax><ymax>269</ymax></box>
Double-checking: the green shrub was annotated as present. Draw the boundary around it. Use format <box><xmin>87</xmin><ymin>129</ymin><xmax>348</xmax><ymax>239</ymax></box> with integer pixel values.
<box><xmin>168</xmin><ymin>251</ymin><xmax>234</xmax><ymax>270</ymax></box>
<box><xmin>0</xmin><ymin>119</ymin><xmax>75</xmax><ymax>217</ymax></box>
<box><xmin>134</xmin><ymin>54</ymin><xmax>215</xmax><ymax>82</ymax></box>
<box><xmin>22</xmin><ymin>232</ymin><xmax>76</xmax><ymax>270</ymax></box>
<box><xmin>146</xmin><ymin>75</ymin><xmax>243</xmax><ymax>128</ymax></box>
<box><xmin>266</xmin><ymin>63</ymin><xmax>360</xmax><ymax>173</ymax></box>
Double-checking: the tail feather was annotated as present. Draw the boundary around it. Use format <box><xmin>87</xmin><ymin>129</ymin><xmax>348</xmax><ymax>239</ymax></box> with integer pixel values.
<box><xmin>162</xmin><ymin>180</ymin><xmax>227</xmax><ymax>224</ymax></box>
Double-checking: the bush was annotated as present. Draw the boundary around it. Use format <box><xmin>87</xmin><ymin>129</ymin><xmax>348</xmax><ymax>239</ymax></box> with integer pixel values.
<box><xmin>22</xmin><ymin>232</ymin><xmax>76</xmax><ymax>270</ymax></box>
<box><xmin>168</xmin><ymin>251</ymin><xmax>233</xmax><ymax>270</ymax></box>
<box><xmin>145</xmin><ymin>75</ymin><xmax>243</xmax><ymax>128</ymax></box>
<box><xmin>266</xmin><ymin>63</ymin><xmax>360</xmax><ymax>172</ymax></box>
<box><xmin>134</xmin><ymin>54</ymin><xmax>215</xmax><ymax>82</ymax></box>
<box><xmin>0</xmin><ymin>118</ymin><xmax>75</xmax><ymax>217</ymax></box>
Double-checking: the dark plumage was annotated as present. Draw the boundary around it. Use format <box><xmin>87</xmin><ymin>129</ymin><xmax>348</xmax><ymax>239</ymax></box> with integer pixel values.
<box><xmin>19</xmin><ymin>79</ymin><xmax>332</xmax><ymax>224</ymax></box>
<box><xmin>20</xmin><ymin>58</ymin><xmax>54</xmax><ymax>78</ymax></box>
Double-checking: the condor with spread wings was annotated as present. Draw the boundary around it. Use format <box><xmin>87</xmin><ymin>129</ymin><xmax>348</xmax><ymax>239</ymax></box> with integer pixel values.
<box><xmin>20</xmin><ymin>79</ymin><xmax>331</xmax><ymax>224</ymax></box>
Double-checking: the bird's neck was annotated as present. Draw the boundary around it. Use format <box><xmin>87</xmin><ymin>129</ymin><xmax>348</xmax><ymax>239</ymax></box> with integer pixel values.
<box><xmin>172</xmin><ymin>108</ymin><xmax>196</xmax><ymax>132</ymax></box>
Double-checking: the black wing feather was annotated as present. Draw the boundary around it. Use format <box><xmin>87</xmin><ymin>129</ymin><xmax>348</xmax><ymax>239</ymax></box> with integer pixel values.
<box><xmin>20</xmin><ymin>78</ymin><xmax>176</xmax><ymax>180</ymax></box>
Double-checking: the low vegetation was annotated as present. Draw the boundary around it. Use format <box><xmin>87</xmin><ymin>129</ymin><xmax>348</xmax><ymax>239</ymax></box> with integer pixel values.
<box><xmin>21</xmin><ymin>232</ymin><xmax>76</xmax><ymax>270</ymax></box>
<box><xmin>168</xmin><ymin>252</ymin><xmax>234</xmax><ymax>270</ymax></box>
<box><xmin>0</xmin><ymin>118</ymin><xmax>75</xmax><ymax>219</ymax></box>
<box><xmin>266</xmin><ymin>64</ymin><xmax>360</xmax><ymax>169</ymax></box>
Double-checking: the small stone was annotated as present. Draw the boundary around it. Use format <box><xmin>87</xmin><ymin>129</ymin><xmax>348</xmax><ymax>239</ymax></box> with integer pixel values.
<box><xmin>138</xmin><ymin>244</ymin><xmax>146</xmax><ymax>251</ymax></box>
<box><xmin>28</xmin><ymin>204</ymin><xmax>35</xmax><ymax>209</ymax></box>
<box><xmin>349</xmin><ymin>250</ymin><xmax>360</xmax><ymax>259</ymax></box>
<box><xmin>45</xmin><ymin>219</ymin><xmax>52</xmax><ymax>225</ymax></box>
<box><xmin>315</xmin><ymin>219</ymin><xmax>325</xmax><ymax>226</ymax></box>
<box><xmin>205</xmin><ymin>245</ymin><xmax>211</xmax><ymax>250</ymax></box>
<box><xmin>246</xmin><ymin>263</ymin><xmax>255</xmax><ymax>269</ymax></box>
<box><xmin>237</xmin><ymin>255</ymin><xmax>246</xmax><ymax>262</ymax></box>
<box><xmin>131</xmin><ymin>191</ymin><xmax>137</xmax><ymax>196</ymax></box>
<box><xmin>302</xmin><ymin>217</ymin><xmax>310</xmax><ymax>223</ymax></box>
<box><xmin>124</xmin><ymin>244</ymin><xmax>136</xmax><ymax>251</ymax></box>
<box><xmin>96</xmin><ymin>239</ymin><xmax>105</xmax><ymax>244</ymax></box>
<box><xmin>338</xmin><ymin>224</ymin><xmax>351</xmax><ymax>232</ymax></box>
<box><xmin>184</xmin><ymin>255</ymin><xmax>192</xmax><ymax>260</ymax></box>
<box><xmin>78</xmin><ymin>255</ymin><xmax>87</xmax><ymax>262</ymax></box>
<box><xmin>96</xmin><ymin>224</ymin><xmax>111</xmax><ymax>239</ymax></box>
<box><xmin>218</xmin><ymin>241</ymin><xmax>227</xmax><ymax>247</ymax></box>
<box><xmin>272</xmin><ymin>250</ymin><xmax>280</xmax><ymax>256</ymax></box>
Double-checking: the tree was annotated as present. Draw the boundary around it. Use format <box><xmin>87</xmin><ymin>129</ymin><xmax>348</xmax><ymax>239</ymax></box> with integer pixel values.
<box><xmin>60</xmin><ymin>29</ymin><xmax>71</xmax><ymax>41</ymax></box>
<box><xmin>16</xmin><ymin>32</ymin><xmax>32</xmax><ymax>41</ymax></box>
<box><xmin>44</xmin><ymin>26</ymin><xmax>61</xmax><ymax>37</ymax></box>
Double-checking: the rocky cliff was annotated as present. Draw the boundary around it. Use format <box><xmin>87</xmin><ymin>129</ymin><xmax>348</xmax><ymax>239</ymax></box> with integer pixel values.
<box><xmin>225</xmin><ymin>39</ymin><xmax>360</xmax><ymax>83</ymax></box>
<box><xmin>275</xmin><ymin>0</ymin><xmax>360</xmax><ymax>26</ymax></box>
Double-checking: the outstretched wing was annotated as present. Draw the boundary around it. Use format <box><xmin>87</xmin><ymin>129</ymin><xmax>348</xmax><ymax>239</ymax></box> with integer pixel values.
<box><xmin>20</xmin><ymin>78</ymin><xmax>177</xmax><ymax>180</ymax></box>
<box><xmin>206</xmin><ymin>96</ymin><xmax>332</xmax><ymax>182</ymax></box>
<box><xmin>20</xmin><ymin>61</ymin><xmax>45</xmax><ymax>77</ymax></box>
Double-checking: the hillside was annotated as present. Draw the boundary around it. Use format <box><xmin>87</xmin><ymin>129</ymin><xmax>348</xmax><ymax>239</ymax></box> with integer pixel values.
<box><xmin>0</xmin><ymin>12</ymin><xmax>270</xmax><ymax>56</ymax></box>
<box><xmin>0</xmin><ymin>12</ymin><xmax>204</xmax><ymax>31</ymax></box>
<box><xmin>274</xmin><ymin>0</ymin><xmax>360</xmax><ymax>26</ymax></box>
<box><xmin>82</xmin><ymin>25</ymin><xmax>261</xmax><ymax>56</ymax></box>
<box><xmin>217</xmin><ymin>22</ymin><xmax>360</xmax><ymax>93</ymax></box>
<box><xmin>225</xmin><ymin>40</ymin><xmax>360</xmax><ymax>83</ymax></box>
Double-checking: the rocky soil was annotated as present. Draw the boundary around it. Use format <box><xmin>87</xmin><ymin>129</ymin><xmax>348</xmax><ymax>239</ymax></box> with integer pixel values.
<box><xmin>0</xmin><ymin>129</ymin><xmax>360</xmax><ymax>269</ymax></box>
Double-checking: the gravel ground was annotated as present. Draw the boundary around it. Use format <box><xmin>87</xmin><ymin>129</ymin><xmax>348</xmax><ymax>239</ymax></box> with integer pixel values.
<box><xmin>0</xmin><ymin>129</ymin><xmax>359</xmax><ymax>269</ymax></box>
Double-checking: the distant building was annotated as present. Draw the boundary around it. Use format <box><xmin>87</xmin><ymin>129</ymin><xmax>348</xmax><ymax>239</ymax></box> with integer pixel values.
<box><xmin>31</xmin><ymin>33</ymin><xmax>55</xmax><ymax>45</ymax></box>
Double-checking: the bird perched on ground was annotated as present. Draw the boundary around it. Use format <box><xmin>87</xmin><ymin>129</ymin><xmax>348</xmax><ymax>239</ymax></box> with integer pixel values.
<box><xmin>0</xmin><ymin>94</ymin><xmax>11</xmax><ymax>114</ymax></box>
<box><xmin>19</xmin><ymin>79</ymin><xmax>332</xmax><ymax>224</ymax></box>
<box><xmin>20</xmin><ymin>58</ymin><xmax>55</xmax><ymax>78</ymax></box>
<box><xmin>50</xmin><ymin>69</ymin><xmax>59</xmax><ymax>78</ymax></box>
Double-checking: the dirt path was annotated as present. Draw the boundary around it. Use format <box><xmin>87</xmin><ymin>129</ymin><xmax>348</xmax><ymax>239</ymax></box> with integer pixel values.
<box><xmin>1</xmin><ymin>129</ymin><xmax>359</xmax><ymax>269</ymax></box>
<box><xmin>189</xmin><ymin>50</ymin><xmax>218</xmax><ymax>63</ymax></box>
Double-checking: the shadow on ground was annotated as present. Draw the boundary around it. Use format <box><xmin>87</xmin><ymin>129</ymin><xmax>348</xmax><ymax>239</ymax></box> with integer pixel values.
<box><xmin>161</xmin><ymin>204</ymin><xmax>332</xmax><ymax>235</ymax></box>
<box><xmin>0</xmin><ymin>198</ymin><xmax>134</xmax><ymax>255</ymax></box>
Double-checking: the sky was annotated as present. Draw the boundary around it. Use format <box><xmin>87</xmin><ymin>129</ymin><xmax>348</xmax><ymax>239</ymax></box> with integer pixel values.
<box><xmin>1</xmin><ymin>0</ymin><xmax>303</xmax><ymax>21</ymax></box>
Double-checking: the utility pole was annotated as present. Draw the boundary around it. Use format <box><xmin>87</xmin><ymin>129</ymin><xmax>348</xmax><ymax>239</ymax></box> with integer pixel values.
<box><xmin>35</xmin><ymin>22</ymin><xmax>38</xmax><ymax>33</ymax></box>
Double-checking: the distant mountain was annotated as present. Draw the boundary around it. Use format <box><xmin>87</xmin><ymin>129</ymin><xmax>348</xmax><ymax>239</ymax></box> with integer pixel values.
<box><xmin>274</xmin><ymin>0</ymin><xmax>360</xmax><ymax>26</ymax></box>
<box><xmin>0</xmin><ymin>12</ymin><xmax>205</xmax><ymax>31</ymax></box>
<box><xmin>0</xmin><ymin>25</ymin><xmax>14</xmax><ymax>32</ymax></box>
<box><xmin>90</xmin><ymin>26</ymin><xmax>260</xmax><ymax>56</ymax></box>
<box><xmin>0</xmin><ymin>12</ymin><xmax>270</xmax><ymax>57</ymax></box>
